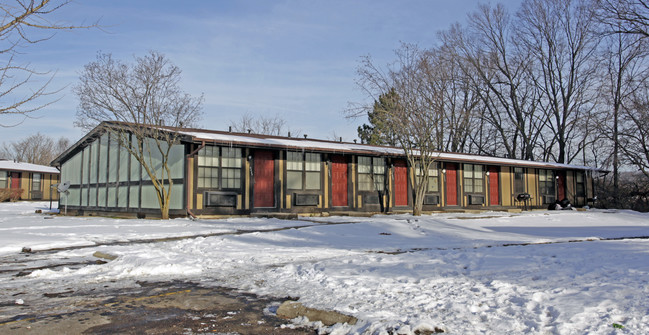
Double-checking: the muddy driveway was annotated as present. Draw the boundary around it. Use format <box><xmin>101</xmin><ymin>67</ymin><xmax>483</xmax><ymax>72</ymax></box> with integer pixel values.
<box><xmin>1</xmin><ymin>280</ymin><xmax>315</xmax><ymax>334</ymax></box>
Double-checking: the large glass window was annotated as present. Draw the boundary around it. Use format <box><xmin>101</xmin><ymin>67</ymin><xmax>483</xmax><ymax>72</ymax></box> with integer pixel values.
<box><xmin>514</xmin><ymin>167</ymin><xmax>525</xmax><ymax>194</ymax></box>
<box><xmin>0</xmin><ymin>171</ymin><xmax>6</xmax><ymax>188</ymax></box>
<box><xmin>32</xmin><ymin>173</ymin><xmax>41</xmax><ymax>191</ymax></box>
<box><xmin>358</xmin><ymin>156</ymin><xmax>385</xmax><ymax>191</ymax></box>
<box><xmin>416</xmin><ymin>162</ymin><xmax>440</xmax><ymax>192</ymax></box>
<box><xmin>576</xmin><ymin>171</ymin><xmax>585</xmax><ymax>197</ymax></box>
<box><xmin>463</xmin><ymin>164</ymin><xmax>484</xmax><ymax>193</ymax></box>
<box><xmin>287</xmin><ymin>151</ymin><xmax>321</xmax><ymax>190</ymax></box>
<box><xmin>197</xmin><ymin>146</ymin><xmax>242</xmax><ymax>189</ymax></box>
<box><xmin>539</xmin><ymin>169</ymin><xmax>555</xmax><ymax>197</ymax></box>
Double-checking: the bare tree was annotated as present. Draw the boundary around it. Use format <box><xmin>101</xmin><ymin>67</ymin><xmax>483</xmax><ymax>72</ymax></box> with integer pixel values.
<box><xmin>442</xmin><ymin>5</ymin><xmax>546</xmax><ymax>161</ymax></box>
<box><xmin>517</xmin><ymin>0</ymin><xmax>600</xmax><ymax>164</ymax></box>
<box><xmin>0</xmin><ymin>0</ymin><xmax>97</xmax><ymax>126</ymax></box>
<box><xmin>597</xmin><ymin>0</ymin><xmax>649</xmax><ymax>37</ymax></box>
<box><xmin>74</xmin><ymin>51</ymin><xmax>203</xmax><ymax>219</ymax></box>
<box><xmin>229</xmin><ymin>112</ymin><xmax>300</xmax><ymax>137</ymax></box>
<box><xmin>0</xmin><ymin>132</ymin><xmax>69</xmax><ymax>164</ymax></box>
<box><xmin>420</xmin><ymin>46</ymin><xmax>482</xmax><ymax>153</ymax></box>
<box><xmin>618</xmin><ymin>90</ymin><xmax>649</xmax><ymax>179</ymax></box>
<box><xmin>350</xmin><ymin>43</ymin><xmax>442</xmax><ymax>216</ymax></box>
<box><xmin>597</xmin><ymin>18</ymin><xmax>649</xmax><ymax>204</ymax></box>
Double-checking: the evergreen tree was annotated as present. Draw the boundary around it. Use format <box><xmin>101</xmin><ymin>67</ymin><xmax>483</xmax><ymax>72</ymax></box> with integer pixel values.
<box><xmin>357</xmin><ymin>88</ymin><xmax>400</xmax><ymax>146</ymax></box>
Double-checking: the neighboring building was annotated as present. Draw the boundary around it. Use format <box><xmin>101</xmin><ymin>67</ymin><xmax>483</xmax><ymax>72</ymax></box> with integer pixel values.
<box><xmin>50</xmin><ymin>122</ymin><xmax>603</xmax><ymax>217</ymax></box>
<box><xmin>0</xmin><ymin>160</ymin><xmax>60</xmax><ymax>201</ymax></box>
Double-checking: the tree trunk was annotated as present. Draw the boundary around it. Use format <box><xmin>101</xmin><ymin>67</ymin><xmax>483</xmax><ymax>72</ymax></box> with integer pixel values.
<box><xmin>161</xmin><ymin>202</ymin><xmax>170</xmax><ymax>220</ymax></box>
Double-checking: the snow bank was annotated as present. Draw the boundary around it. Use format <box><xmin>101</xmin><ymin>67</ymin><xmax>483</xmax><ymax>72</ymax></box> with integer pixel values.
<box><xmin>1</xmin><ymin>202</ymin><xmax>648</xmax><ymax>334</ymax></box>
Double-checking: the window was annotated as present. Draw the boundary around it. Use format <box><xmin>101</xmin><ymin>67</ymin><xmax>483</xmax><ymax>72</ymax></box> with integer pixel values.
<box><xmin>539</xmin><ymin>169</ymin><xmax>555</xmax><ymax>197</ymax></box>
<box><xmin>415</xmin><ymin>162</ymin><xmax>439</xmax><ymax>192</ymax></box>
<box><xmin>514</xmin><ymin>167</ymin><xmax>525</xmax><ymax>194</ymax></box>
<box><xmin>358</xmin><ymin>156</ymin><xmax>385</xmax><ymax>191</ymax></box>
<box><xmin>576</xmin><ymin>171</ymin><xmax>585</xmax><ymax>197</ymax></box>
<box><xmin>463</xmin><ymin>164</ymin><xmax>484</xmax><ymax>193</ymax></box>
<box><xmin>287</xmin><ymin>151</ymin><xmax>321</xmax><ymax>190</ymax></box>
<box><xmin>32</xmin><ymin>173</ymin><xmax>41</xmax><ymax>191</ymax></box>
<box><xmin>197</xmin><ymin>146</ymin><xmax>242</xmax><ymax>189</ymax></box>
<box><xmin>0</xmin><ymin>171</ymin><xmax>6</xmax><ymax>188</ymax></box>
<box><xmin>221</xmin><ymin>147</ymin><xmax>242</xmax><ymax>189</ymax></box>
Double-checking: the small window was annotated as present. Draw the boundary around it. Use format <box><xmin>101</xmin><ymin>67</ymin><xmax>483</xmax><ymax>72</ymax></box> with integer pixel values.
<box><xmin>514</xmin><ymin>167</ymin><xmax>525</xmax><ymax>194</ymax></box>
<box><xmin>198</xmin><ymin>146</ymin><xmax>219</xmax><ymax>189</ymax></box>
<box><xmin>464</xmin><ymin>164</ymin><xmax>483</xmax><ymax>193</ymax></box>
<box><xmin>0</xmin><ymin>171</ymin><xmax>6</xmax><ymax>188</ymax></box>
<box><xmin>287</xmin><ymin>151</ymin><xmax>321</xmax><ymax>190</ymax></box>
<box><xmin>287</xmin><ymin>151</ymin><xmax>304</xmax><ymax>190</ymax></box>
<box><xmin>32</xmin><ymin>173</ymin><xmax>42</xmax><ymax>191</ymax></box>
<box><xmin>221</xmin><ymin>147</ymin><xmax>242</xmax><ymax>189</ymax></box>
<box><xmin>576</xmin><ymin>171</ymin><xmax>585</xmax><ymax>197</ymax></box>
<box><xmin>415</xmin><ymin>162</ymin><xmax>439</xmax><ymax>192</ymax></box>
<box><xmin>358</xmin><ymin>156</ymin><xmax>385</xmax><ymax>192</ymax></box>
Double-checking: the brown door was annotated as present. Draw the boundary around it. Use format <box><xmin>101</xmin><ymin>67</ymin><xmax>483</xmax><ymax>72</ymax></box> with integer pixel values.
<box><xmin>445</xmin><ymin>163</ymin><xmax>458</xmax><ymax>206</ymax></box>
<box><xmin>394</xmin><ymin>160</ymin><xmax>408</xmax><ymax>206</ymax></box>
<box><xmin>331</xmin><ymin>155</ymin><xmax>348</xmax><ymax>207</ymax></box>
<box><xmin>488</xmin><ymin>166</ymin><xmax>499</xmax><ymax>206</ymax></box>
<box><xmin>557</xmin><ymin>172</ymin><xmax>566</xmax><ymax>200</ymax></box>
<box><xmin>10</xmin><ymin>172</ymin><xmax>20</xmax><ymax>189</ymax></box>
<box><xmin>253</xmin><ymin>151</ymin><xmax>274</xmax><ymax>208</ymax></box>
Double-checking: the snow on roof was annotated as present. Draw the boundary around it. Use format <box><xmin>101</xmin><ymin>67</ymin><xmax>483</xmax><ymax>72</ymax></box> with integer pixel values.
<box><xmin>0</xmin><ymin>160</ymin><xmax>59</xmax><ymax>174</ymax></box>
<box><xmin>178</xmin><ymin>130</ymin><xmax>600</xmax><ymax>172</ymax></box>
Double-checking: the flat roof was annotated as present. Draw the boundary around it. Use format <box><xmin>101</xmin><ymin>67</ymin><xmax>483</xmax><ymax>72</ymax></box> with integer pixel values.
<box><xmin>178</xmin><ymin>129</ymin><xmax>601</xmax><ymax>172</ymax></box>
<box><xmin>0</xmin><ymin>160</ymin><xmax>60</xmax><ymax>174</ymax></box>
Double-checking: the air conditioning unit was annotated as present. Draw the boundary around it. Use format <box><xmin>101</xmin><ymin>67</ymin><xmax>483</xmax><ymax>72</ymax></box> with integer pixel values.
<box><xmin>543</xmin><ymin>195</ymin><xmax>556</xmax><ymax>204</ymax></box>
<box><xmin>294</xmin><ymin>193</ymin><xmax>319</xmax><ymax>206</ymax></box>
<box><xmin>468</xmin><ymin>195</ymin><xmax>485</xmax><ymax>205</ymax></box>
<box><xmin>205</xmin><ymin>192</ymin><xmax>237</xmax><ymax>207</ymax></box>
<box><xmin>363</xmin><ymin>194</ymin><xmax>380</xmax><ymax>205</ymax></box>
<box><xmin>423</xmin><ymin>195</ymin><xmax>439</xmax><ymax>205</ymax></box>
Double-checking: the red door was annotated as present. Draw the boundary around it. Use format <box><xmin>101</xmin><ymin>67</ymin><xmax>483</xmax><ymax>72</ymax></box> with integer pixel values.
<box><xmin>253</xmin><ymin>151</ymin><xmax>274</xmax><ymax>208</ymax></box>
<box><xmin>445</xmin><ymin>163</ymin><xmax>458</xmax><ymax>206</ymax></box>
<box><xmin>488</xmin><ymin>166</ymin><xmax>499</xmax><ymax>206</ymax></box>
<box><xmin>10</xmin><ymin>172</ymin><xmax>20</xmax><ymax>189</ymax></box>
<box><xmin>394</xmin><ymin>160</ymin><xmax>408</xmax><ymax>206</ymax></box>
<box><xmin>331</xmin><ymin>156</ymin><xmax>348</xmax><ymax>207</ymax></box>
<box><xmin>557</xmin><ymin>172</ymin><xmax>566</xmax><ymax>200</ymax></box>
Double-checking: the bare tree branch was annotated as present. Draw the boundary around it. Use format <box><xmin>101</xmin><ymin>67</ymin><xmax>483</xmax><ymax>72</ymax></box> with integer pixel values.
<box><xmin>74</xmin><ymin>51</ymin><xmax>203</xmax><ymax>219</ymax></box>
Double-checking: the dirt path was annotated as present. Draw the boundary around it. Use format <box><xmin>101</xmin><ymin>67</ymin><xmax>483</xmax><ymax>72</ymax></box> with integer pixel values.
<box><xmin>0</xmin><ymin>281</ymin><xmax>315</xmax><ymax>335</ymax></box>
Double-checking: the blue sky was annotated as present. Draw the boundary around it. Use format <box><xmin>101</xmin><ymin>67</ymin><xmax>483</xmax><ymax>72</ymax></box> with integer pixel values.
<box><xmin>1</xmin><ymin>0</ymin><xmax>510</xmax><ymax>146</ymax></box>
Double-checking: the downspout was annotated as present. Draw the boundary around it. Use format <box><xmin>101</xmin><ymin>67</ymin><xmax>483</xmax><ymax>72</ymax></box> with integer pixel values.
<box><xmin>186</xmin><ymin>141</ymin><xmax>206</xmax><ymax>219</ymax></box>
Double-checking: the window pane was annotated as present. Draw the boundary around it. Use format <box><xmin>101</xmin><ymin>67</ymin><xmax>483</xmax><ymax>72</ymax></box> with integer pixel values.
<box><xmin>287</xmin><ymin>152</ymin><xmax>303</xmax><ymax>171</ymax></box>
<box><xmin>429</xmin><ymin>176</ymin><xmax>439</xmax><ymax>192</ymax></box>
<box><xmin>0</xmin><ymin>171</ymin><xmax>6</xmax><ymax>188</ymax></box>
<box><xmin>374</xmin><ymin>175</ymin><xmax>385</xmax><ymax>191</ymax></box>
<box><xmin>358</xmin><ymin>157</ymin><xmax>371</xmax><ymax>173</ymax></box>
<box><xmin>129</xmin><ymin>186</ymin><xmax>139</xmax><ymax>209</ymax></box>
<box><xmin>287</xmin><ymin>171</ymin><xmax>302</xmax><ymax>189</ymax></box>
<box><xmin>474</xmin><ymin>165</ymin><xmax>483</xmax><ymax>179</ymax></box>
<box><xmin>306</xmin><ymin>172</ymin><xmax>321</xmax><ymax>190</ymax></box>
<box><xmin>465</xmin><ymin>179</ymin><xmax>473</xmax><ymax>193</ymax></box>
<box><xmin>474</xmin><ymin>179</ymin><xmax>483</xmax><ymax>193</ymax></box>
<box><xmin>32</xmin><ymin>173</ymin><xmax>41</xmax><ymax>191</ymax></box>
<box><xmin>464</xmin><ymin>164</ymin><xmax>473</xmax><ymax>178</ymax></box>
<box><xmin>305</xmin><ymin>153</ymin><xmax>321</xmax><ymax>171</ymax></box>
<box><xmin>358</xmin><ymin>174</ymin><xmax>372</xmax><ymax>191</ymax></box>
<box><xmin>373</xmin><ymin>157</ymin><xmax>385</xmax><ymax>174</ymax></box>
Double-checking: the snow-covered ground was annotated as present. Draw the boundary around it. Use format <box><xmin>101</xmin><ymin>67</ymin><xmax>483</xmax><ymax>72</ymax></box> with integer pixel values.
<box><xmin>1</xmin><ymin>202</ymin><xmax>649</xmax><ymax>334</ymax></box>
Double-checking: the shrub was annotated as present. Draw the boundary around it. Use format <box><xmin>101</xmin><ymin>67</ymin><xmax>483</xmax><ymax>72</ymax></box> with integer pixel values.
<box><xmin>0</xmin><ymin>188</ymin><xmax>24</xmax><ymax>202</ymax></box>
